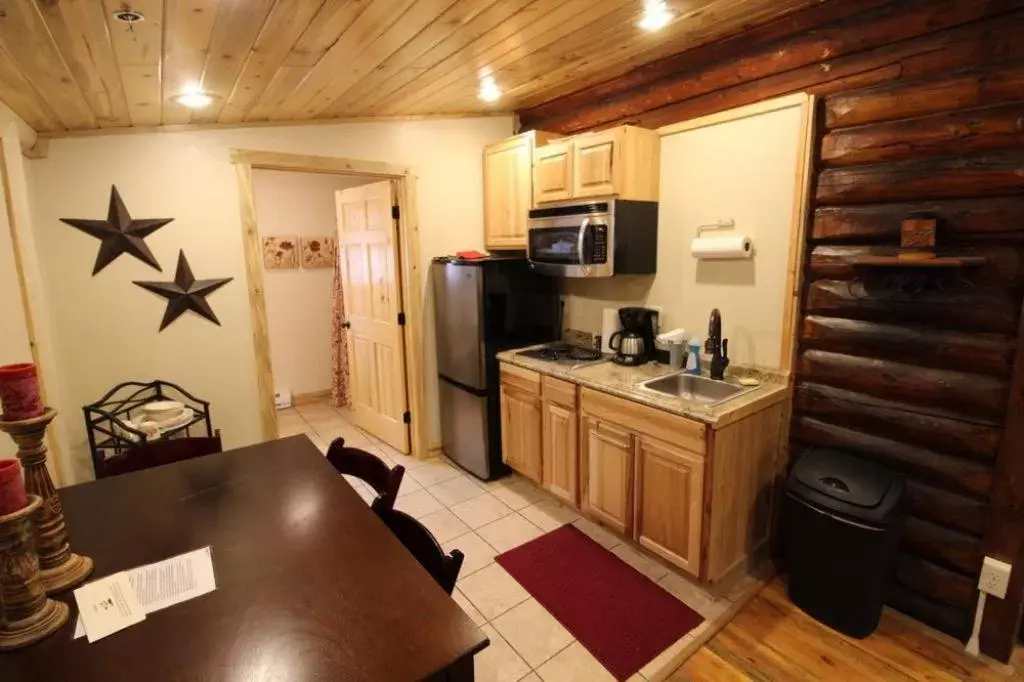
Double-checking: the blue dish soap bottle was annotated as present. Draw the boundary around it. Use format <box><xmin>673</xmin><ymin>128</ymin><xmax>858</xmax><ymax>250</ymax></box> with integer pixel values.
<box><xmin>685</xmin><ymin>334</ymin><xmax>702</xmax><ymax>375</ymax></box>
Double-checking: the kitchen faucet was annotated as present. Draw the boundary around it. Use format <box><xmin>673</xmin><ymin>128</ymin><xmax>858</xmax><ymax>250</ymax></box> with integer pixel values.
<box><xmin>705</xmin><ymin>308</ymin><xmax>730</xmax><ymax>380</ymax></box>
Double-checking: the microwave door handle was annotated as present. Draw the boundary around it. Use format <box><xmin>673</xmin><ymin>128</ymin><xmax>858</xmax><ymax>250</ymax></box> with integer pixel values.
<box><xmin>577</xmin><ymin>218</ymin><xmax>590</xmax><ymax>276</ymax></box>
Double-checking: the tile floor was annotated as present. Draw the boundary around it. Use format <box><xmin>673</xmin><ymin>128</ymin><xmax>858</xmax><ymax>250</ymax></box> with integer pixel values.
<box><xmin>282</xmin><ymin>398</ymin><xmax>751</xmax><ymax>682</ymax></box>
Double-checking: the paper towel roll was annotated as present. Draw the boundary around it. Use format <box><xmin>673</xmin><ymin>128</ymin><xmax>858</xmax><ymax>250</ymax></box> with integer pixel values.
<box><xmin>601</xmin><ymin>308</ymin><xmax>621</xmax><ymax>354</ymax></box>
<box><xmin>690</xmin><ymin>235</ymin><xmax>753</xmax><ymax>260</ymax></box>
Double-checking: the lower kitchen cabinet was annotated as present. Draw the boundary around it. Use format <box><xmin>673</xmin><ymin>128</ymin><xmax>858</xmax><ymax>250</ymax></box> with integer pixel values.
<box><xmin>542</xmin><ymin>399</ymin><xmax>578</xmax><ymax>505</ymax></box>
<box><xmin>635</xmin><ymin>435</ymin><xmax>705</xmax><ymax>577</ymax></box>
<box><xmin>581</xmin><ymin>417</ymin><xmax>634</xmax><ymax>536</ymax></box>
<box><xmin>500</xmin><ymin>384</ymin><xmax>542</xmax><ymax>483</ymax></box>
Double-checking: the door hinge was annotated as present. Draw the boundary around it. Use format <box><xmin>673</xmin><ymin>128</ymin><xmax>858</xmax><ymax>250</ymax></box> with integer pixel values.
<box><xmin>391</xmin><ymin>205</ymin><xmax>400</xmax><ymax>220</ymax></box>
<box><xmin>403</xmin><ymin>411</ymin><xmax>411</xmax><ymax>424</ymax></box>
<box><xmin>397</xmin><ymin>312</ymin><xmax>406</xmax><ymax>326</ymax></box>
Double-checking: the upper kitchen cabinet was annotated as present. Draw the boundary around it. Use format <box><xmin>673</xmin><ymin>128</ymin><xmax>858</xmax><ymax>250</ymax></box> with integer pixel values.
<box><xmin>532</xmin><ymin>140</ymin><xmax>574</xmax><ymax>205</ymax></box>
<box><xmin>533</xmin><ymin>125</ymin><xmax>661</xmax><ymax>206</ymax></box>
<box><xmin>484</xmin><ymin>130</ymin><xmax>556</xmax><ymax>250</ymax></box>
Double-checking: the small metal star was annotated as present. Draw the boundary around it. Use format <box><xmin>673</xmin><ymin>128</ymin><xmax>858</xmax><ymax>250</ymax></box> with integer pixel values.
<box><xmin>133</xmin><ymin>251</ymin><xmax>233</xmax><ymax>331</ymax></box>
<box><xmin>60</xmin><ymin>185</ymin><xmax>173</xmax><ymax>274</ymax></box>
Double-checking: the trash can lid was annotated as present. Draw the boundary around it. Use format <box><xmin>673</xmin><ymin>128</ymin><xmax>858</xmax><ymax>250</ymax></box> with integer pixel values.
<box><xmin>788</xmin><ymin>448</ymin><xmax>905</xmax><ymax>523</ymax></box>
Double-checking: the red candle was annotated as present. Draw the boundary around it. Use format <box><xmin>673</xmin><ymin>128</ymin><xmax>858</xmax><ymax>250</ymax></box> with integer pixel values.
<box><xmin>0</xmin><ymin>459</ymin><xmax>27</xmax><ymax>516</ymax></box>
<box><xmin>0</xmin><ymin>362</ymin><xmax>44</xmax><ymax>421</ymax></box>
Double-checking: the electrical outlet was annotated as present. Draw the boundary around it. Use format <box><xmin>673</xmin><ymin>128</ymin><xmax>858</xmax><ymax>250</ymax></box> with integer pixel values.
<box><xmin>978</xmin><ymin>556</ymin><xmax>1012</xmax><ymax>598</ymax></box>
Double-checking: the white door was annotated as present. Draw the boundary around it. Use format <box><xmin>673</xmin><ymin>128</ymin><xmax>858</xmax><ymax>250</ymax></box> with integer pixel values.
<box><xmin>336</xmin><ymin>181</ymin><xmax>410</xmax><ymax>453</ymax></box>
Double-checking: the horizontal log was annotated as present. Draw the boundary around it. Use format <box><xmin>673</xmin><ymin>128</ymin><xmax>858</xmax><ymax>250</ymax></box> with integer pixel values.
<box><xmin>821</xmin><ymin>102</ymin><xmax>1024</xmax><ymax>167</ymax></box>
<box><xmin>806</xmin><ymin>279</ymin><xmax>1020</xmax><ymax>334</ymax></box>
<box><xmin>517</xmin><ymin>0</ymin><xmax>891</xmax><ymax>125</ymax></box>
<box><xmin>799</xmin><ymin>314</ymin><xmax>1016</xmax><ymax>377</ymax></box>
<box><xmin>525</xmin><ymin>0</ymin><xmax>1000</xmax><ymax>133</ymax></box>
<box><xmin>616</xmin><ymin>12</ymin><xmax>1024</xmax><ymax>132</ymax></box>
<box><xmin>816</xmin><ymin>152</ymin><xmax>1024</xmax><ymax>205</ymax></box>
<box><xmin>794</xmin><ymin>417</ymin><xmax>993</xmax><ymax>497</ymax></box>
<box><xmin>797</xmin><ymin>350</ymin><xmax>1009</xmax><ymax>420</ymax></box>
<box><xmin>895</xmin><ymin>554</ymin><xmax>977</xmax><ymax>610</ymax></box>
<box><xmin>807</xmin><ymin>244</ymin><xmax>1024</xmax><ymax>289</ymax></box>
<box><xmin>905</xmin><ymin>479</ymin><xmax>988</xmax><ymax>536</ymax></box>
<box><xmin>888</xmin><ymin>585</ymin><xmax>970</xmax><ymax>640</ymax></box>
<box><xmin>902</xmin><ymin>516</ymin><xmax>984</xmax><ymax>575</ymax></box>
<box><xmin>795</xmin><ymin>381</ymin><xmax>1003</xmax><ymax>459</ymax></box>
<box><xmin>825</xmin><ymin>64</ymin><xmax>1024</xmax><ymax>130</ymax></box>
<box><xmin>811</xmin><ymin>198</ymin><xmax>1024</xmax><ymax>242</ymax></box>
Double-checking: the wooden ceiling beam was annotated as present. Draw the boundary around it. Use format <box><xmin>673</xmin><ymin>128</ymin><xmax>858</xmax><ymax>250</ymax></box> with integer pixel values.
<box><xmin>0</xmin><ymin>46</ymin><xmax>62</xmax><ymax>132</ymax></box>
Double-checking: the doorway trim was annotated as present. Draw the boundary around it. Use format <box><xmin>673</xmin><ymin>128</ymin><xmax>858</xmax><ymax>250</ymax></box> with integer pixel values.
<box><xmin>229</xmin><ymin>149</ymin><xmax>427</xmax><ymax>460</ymax></box>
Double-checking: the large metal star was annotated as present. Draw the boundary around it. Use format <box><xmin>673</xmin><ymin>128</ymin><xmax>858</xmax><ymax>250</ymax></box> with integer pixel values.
<box><xmin>133</xmin><ymin>251</ymin><xmax>233</xmax><ymax>331</ymax></box>
<box><xmin>60</xmin><ymin>185</ymin><xmax>173</xmax><ymax>274</ymax></box>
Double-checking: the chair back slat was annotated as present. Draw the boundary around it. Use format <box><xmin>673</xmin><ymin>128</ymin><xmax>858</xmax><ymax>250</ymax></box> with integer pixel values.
<box><xmin>373</xmin><ymin>504</ymin><xmax>464</xmax><ymax>594</ymax></box>
<box><xmin>100</xmin><ymin>432</ymin><xmax>223</xmax><ymax>478</ymax></box>
<box><xmin>326</xmin><ymin>438</ymin><xmax>404</xmax><ymax>510</ymax></box>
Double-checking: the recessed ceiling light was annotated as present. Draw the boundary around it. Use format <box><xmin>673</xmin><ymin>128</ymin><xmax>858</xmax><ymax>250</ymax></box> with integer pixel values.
<box><xmin>479</xmin><ymin>75</ymin><xmax>502</xmax><ymax>103</ymax></box>
<box><xmin>174</xmin><ymin>84</ymin><xmax>213</xmax><ymax>109</ymax></box>
<box><xmin>638</xmin><ymin>0</ymin><xmax>673</xmax><ymax>32</ymax></box>
<box><xmin>112</xmin><ymin>8</ymin><xmax>145</xmax><ymax>24</ymax></box>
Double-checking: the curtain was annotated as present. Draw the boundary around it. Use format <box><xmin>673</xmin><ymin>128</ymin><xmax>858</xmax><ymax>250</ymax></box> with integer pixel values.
<box><xmin>331</xmin><ymin>255</ymin><xmax>351</xmax><ymax>407</ymax></box>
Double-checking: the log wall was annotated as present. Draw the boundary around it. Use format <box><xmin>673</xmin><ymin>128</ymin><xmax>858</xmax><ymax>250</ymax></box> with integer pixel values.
<box><xmin>519</xmin><ymin>0</ymin><xmax>1024</xmax><ymax>660</ymax></box>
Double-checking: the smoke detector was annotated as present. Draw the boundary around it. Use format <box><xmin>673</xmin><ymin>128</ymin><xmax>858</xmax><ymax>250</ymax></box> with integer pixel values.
<box><xmin>112</xmin><ymin>8</ymin><xmax>145</xmax><ymax>24</ymax></box>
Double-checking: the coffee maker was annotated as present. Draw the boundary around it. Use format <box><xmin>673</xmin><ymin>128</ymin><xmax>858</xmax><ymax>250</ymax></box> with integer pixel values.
<box><xmin>609</xmin><ymin>306</ymin><xmax>658</xmax><ymax>366</ymax></box>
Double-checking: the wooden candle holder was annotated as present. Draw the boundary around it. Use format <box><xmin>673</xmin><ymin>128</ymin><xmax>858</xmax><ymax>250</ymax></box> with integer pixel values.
<box><xmin>0</xmin><ymin>409</ymin><xmax>92</xmax><ymax>593</ymax></box>
<box><xmin>0</xmin><ymin>495</ymin><xmax>69</xmax><ymax>650</ymax></box>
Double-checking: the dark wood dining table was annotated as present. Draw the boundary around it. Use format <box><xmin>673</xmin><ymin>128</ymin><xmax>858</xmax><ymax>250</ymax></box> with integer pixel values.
<box><xmin>2</xmin><ymin>435</ymin><xmax>488</xmax><ymax>681</ymax></box>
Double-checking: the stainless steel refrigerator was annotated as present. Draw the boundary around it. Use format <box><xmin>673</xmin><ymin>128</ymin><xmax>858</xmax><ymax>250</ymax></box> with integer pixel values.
<box><xmin>432</xmin><ymin>257</ymin><xmax>559</xmax><ymax>480</ymax></box>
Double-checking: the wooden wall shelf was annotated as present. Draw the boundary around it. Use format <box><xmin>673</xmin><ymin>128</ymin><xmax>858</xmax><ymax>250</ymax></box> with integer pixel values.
<box><xmin>851</xmin><ymin>255</ymin><xmax>987</xmax><ymax>268</ymax></box>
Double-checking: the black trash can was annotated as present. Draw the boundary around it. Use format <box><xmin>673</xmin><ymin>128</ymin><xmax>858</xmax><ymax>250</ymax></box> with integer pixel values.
<box><xmin>784</xmin><ymin>448</ymin><xmax>905</xmax><ymax>638</ymax></box>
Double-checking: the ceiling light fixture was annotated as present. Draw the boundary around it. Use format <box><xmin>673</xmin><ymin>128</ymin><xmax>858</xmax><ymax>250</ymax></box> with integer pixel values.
<box><xmin>638</xmin><ymin>0</ymin><xmax>673</xmax><ymax>32</ymax></box>
<box><xmin>174</xmin><ymin>84</ymin><xmax>213</xmax><ymax>109</ymax></box>
<box><xmin>478</xmin><ymin>75</ymin><xmax>502</xmax><ymax>103</ymax></box>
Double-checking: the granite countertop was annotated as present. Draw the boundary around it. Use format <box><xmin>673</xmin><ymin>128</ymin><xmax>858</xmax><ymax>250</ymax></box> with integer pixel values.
<box><xmin>496</xmin><ymin>345</ymin><xmax>788</xmax><ymax>428</ymax></box>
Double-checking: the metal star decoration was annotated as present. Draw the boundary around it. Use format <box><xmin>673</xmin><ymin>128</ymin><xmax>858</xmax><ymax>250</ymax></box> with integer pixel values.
<box><xmin>133</xmin><ymin>251</ymin><xmax>233</xmax><ymax>331</ymax></box>
<box><xmin>60</xmin><ymin>185</ymin><xmax>173</xmax><ymax>274</ymax></box>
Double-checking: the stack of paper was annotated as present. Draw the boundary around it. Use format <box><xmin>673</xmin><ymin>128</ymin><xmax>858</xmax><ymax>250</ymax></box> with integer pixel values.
<box><xmin>73</xmin><ymin>546</ymin><xmax>216</xmax><ymax>642</ymax></box>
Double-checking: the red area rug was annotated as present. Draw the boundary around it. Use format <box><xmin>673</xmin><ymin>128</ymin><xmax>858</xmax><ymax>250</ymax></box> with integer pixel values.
<box><xmin>495</xmin><ymin>524</ymin><xmax>703</xmax><ymax>681</ymax></box>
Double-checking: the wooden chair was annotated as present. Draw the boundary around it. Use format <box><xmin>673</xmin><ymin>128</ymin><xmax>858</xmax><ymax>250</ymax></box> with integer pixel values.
<box><xmin>373</xmin><ymin>505</ymin><xmax>465</xmax><ymax>595</ymax></box>
<box><xmin>325</xmin><ymin>437</ymin><xmax>405</xmax><ymax>510</ymax></box>
<box><xmin>99</xmin><ymin>432</ymin><xmax>223</xmax><ymax>478</ymax></box>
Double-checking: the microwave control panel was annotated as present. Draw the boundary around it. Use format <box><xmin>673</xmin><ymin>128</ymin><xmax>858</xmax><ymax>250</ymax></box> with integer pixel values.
<box><xmin>592</xmin><ymin>225</ymin><xmax>608</xmax><ymax>263</ymax></box>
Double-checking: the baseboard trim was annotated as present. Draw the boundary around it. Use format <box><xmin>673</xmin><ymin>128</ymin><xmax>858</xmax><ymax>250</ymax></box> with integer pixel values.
<box><xmin>292</xmin><ymin>389</ymin><xmax>332</xmax><ymax>406</ymax></box>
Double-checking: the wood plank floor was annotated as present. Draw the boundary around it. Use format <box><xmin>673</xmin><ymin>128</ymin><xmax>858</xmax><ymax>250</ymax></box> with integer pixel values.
<box><xmin>669</xmin><ymin>580</ymin><xmax>1021</xmax><ymax>681</ymax></box>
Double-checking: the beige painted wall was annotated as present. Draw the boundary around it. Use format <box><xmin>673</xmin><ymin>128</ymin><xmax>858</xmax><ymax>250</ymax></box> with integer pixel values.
<box><xmin>563</xmin><ymin>103</ymin><xmax>804</xmax><ymax>369</ymax></box>
<box><xmin>253</xmin><ymin>169</ymin><xmax>375</xmax><ymax>398</ymax></box>
<box><xmin>28</xmin><ymin>117</ymin><xmax>513</xmax><ymax>482</ymax></box>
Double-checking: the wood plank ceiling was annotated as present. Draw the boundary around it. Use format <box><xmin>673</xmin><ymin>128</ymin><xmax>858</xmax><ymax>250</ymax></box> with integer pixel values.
<box><xmin>0</xmin><ymin>0</ymin><xmax>821</xmax><ymax>134</ymax></box>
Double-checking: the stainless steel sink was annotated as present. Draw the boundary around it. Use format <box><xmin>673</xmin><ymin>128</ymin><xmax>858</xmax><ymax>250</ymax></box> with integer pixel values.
<box><xmin>638</xmin><ymin>373</ymin><xmax>753</xmax><ymax>406</ymax></box>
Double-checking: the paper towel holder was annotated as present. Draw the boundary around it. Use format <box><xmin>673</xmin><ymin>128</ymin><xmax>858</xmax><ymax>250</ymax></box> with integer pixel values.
<box><xmin>696</xmin><ymin>219</ymin><xmax>736</xmax><ymax>236</ymax></box>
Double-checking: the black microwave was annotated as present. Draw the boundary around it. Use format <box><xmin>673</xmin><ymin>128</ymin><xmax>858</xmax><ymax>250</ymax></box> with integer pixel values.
<box><xmin>526</xmin><ymin>200</ymin><xmax>658</xmax><ymax>277</ymax></box>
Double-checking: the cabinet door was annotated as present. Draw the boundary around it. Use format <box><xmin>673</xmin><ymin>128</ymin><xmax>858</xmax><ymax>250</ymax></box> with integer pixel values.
<box><xmin>573</xmin><ymin>129</ymin><xmax>618</xmax><ymax>198</ymax></box>
<box><xmin>582</xmin><ymin>417</ymin><xmax>634</xmax><ymax>535</ymax></box>
<box><xmin>484</xmin><ymin>137</ymin><xmax>531</xmax><ymax>249</ymax></box>
<box><xmin>635</xmin><ymin>435</ymin><xmax>704</xmax><ymax>577</ymax></box>
<box><xmin>533</xmin><ymin>141</ymin><xmax>574</xmax><ymax>205</ymax></box>
<box><xmin>542</xmin><ymin>399</ymin><xmax>578</xmax><ymax>506</ymax></box>
<box><xmin>500</xmin><ymin>384</ymin><xmax>542</xmax><ymax>483</ymax></box>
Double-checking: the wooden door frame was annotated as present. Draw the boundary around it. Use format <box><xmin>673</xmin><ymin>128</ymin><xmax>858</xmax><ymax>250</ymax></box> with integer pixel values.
<box><xmin>229</xmin><ymin>149</ymin><xmax>427</xmax><ymax>460</ymax></box>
